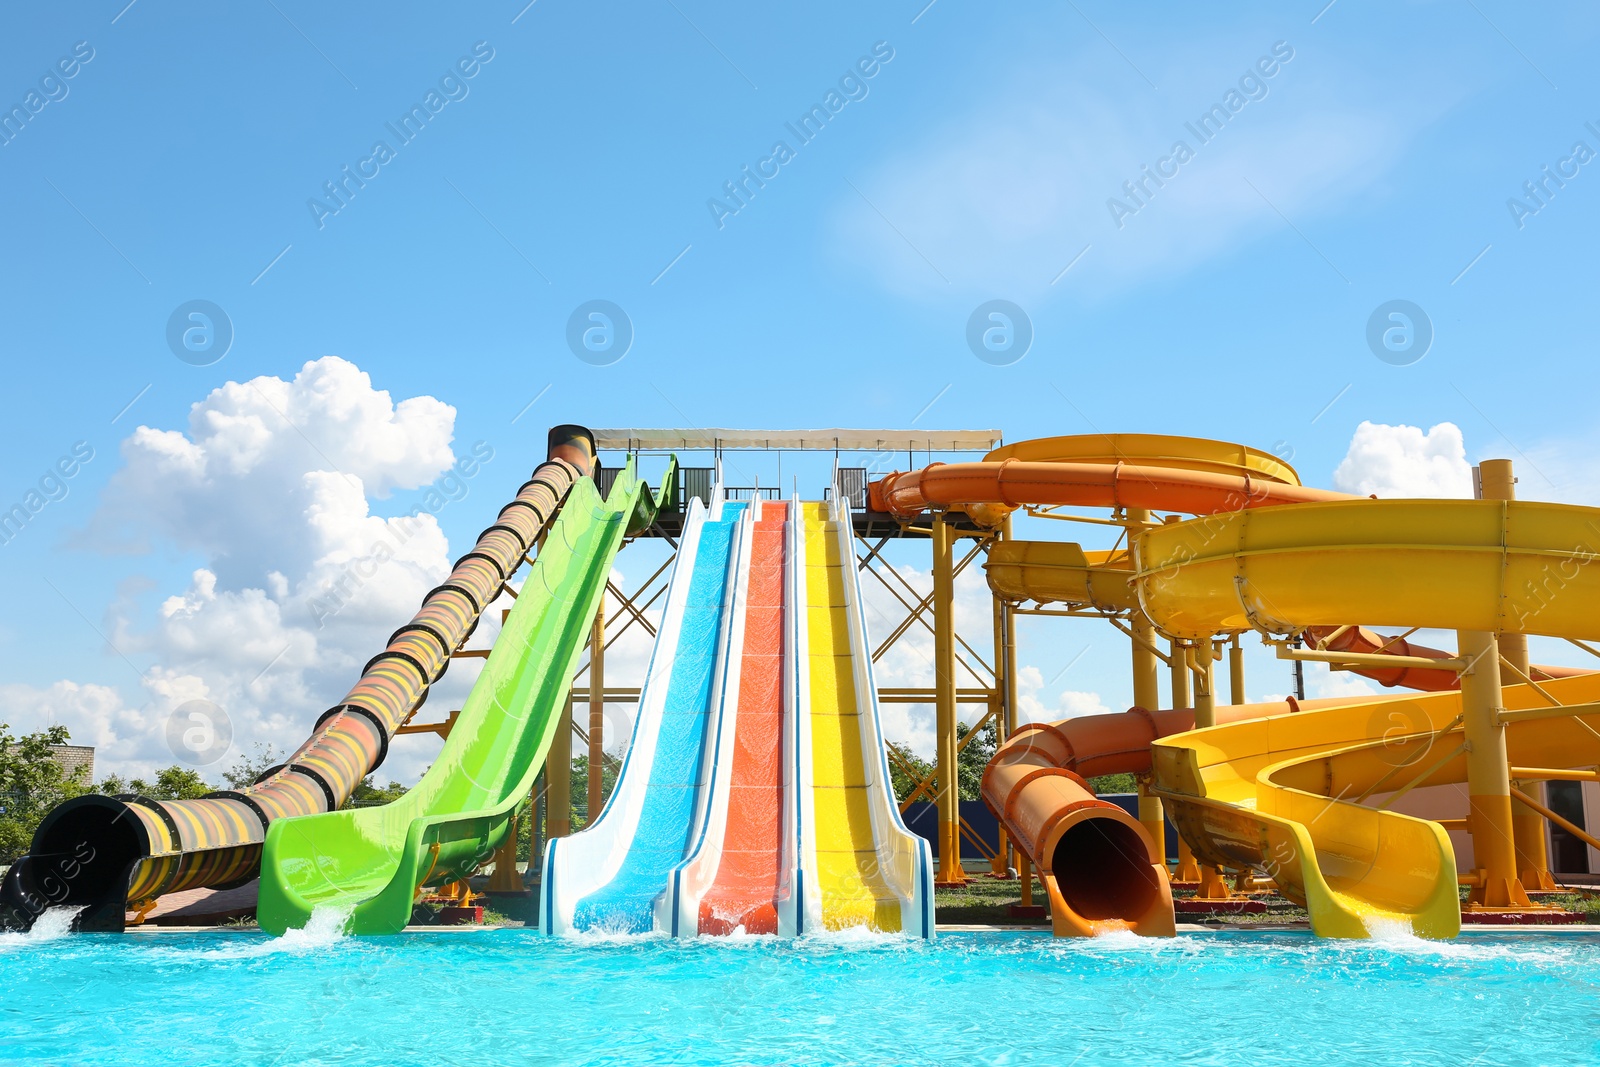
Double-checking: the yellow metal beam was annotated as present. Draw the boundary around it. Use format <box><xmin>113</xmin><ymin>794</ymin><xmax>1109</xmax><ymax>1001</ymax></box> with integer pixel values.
<box><xmin>1497</xmin><ymin>701</ymin><xmax>1600</xmax><ymax>725</ymax></box>
<box><xmin>1509</xmin><ymin>766</ymin><xmax>1600</xmax><ymax>782</ymax></box>
<box><xmin>587</xmin><ymin>594</ymin><xmax>605</xmax><ymax>822</ymax></box>
<box><xmin>933</xmin><ymin>514</ymin><xmax>965</xmax><ymax>886</ymax></box>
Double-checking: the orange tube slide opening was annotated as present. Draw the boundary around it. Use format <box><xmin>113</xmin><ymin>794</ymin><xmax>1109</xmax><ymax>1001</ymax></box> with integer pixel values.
<box><xmin>1051</xmin><ymin>818</ymin><xmax>1164</xmax><ymax>923</ymax></box>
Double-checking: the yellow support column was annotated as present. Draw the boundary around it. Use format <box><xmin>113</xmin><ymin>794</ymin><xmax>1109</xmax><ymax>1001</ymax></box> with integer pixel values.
<box><xmin>1001</xmin><ymin>517</ymin><xmax>1020</xmax><ymax>877</ymax></box>
<box><xmin>989</xmin><ymin>570</ymin><xmax>1011</xmax><ymax>877</ymax></box>
<box><xmin>1168</xmin><ymin>638</ymin><xmax>1191</xmax><ymax>710</ymax></box>
<box><xmin>933</xmin><ymin>514</ymin><xmax>966</xmax><ymax>886</ymax></box>
<box><xmin>1169</xmin><ymin>637</ymin><xmax>1202</xmax><ymax>882</ymax></box>
<box><xmin>1192</xmin><ymin>640</ymin><xmax>1216</xmax><ymax>729</ymax></box>
<box><xmin>1478</xmin><ymin>458</ymin><xmax>1557</xmax><ymax>891</ymax></box>
<box><xmin>1131</xmin><ymin>611</ymin><xmax>1165</xmax><ymax>865</ymax></box>
<box><xmin>486</xmin><ymin>811</ymin><xmax>525</xmax><ymax>893</ymax></box>
<box><xmin>587</xmin><ymin>594</ymin><xmax>606</xmax><ymax>823</ymax></box>
<box><xmin>548</xmin><ymin>697</ymin><xmax>572</xmax><ymax>838</ymax></box>
<box><xmin>1228</xmin><ymin>635</ymin><xmax>1246</xmax><ymax>705</ymax></box>
<box><xmin>1459</xmin><ymin>629</ymin><xmax>1534</xmax><ymax>909</ymax></box>
<box><xmin>1190</xmin><ymin>640</ymin><xmax>1233</xmax><ymax>899</ymax></box>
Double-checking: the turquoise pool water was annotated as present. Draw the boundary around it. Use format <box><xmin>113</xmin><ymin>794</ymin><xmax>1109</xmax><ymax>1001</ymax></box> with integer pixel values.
<box><xmin>3</xmin><ymin>912</ymin><xmax>1598</xmax><ymax>1066</ymax></box>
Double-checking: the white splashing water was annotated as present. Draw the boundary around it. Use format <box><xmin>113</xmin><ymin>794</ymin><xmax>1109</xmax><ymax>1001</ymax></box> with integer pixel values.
<box><xmin>565</xmin><ymin>915</ymin><xmax>663</xmax><ymax>945</ymax></box>
<box><xmin>1362</xmin><ymin>915</ymin><xmax>1418</xmax><ymax>941</ymax></box>
<box><xmin>799</xmin><ymin>924</ymin><xmax>907</xmax><ymax>951</ymax></box>
<box><xmin>275</xmin><ymin>904</ymin><xmax>354</xmax><ymax>949</ymax></box>
<box><xmin>1086</xmin><ymin>928</ymin><xmax>1153</xmax><ymax>950</ymax></box>
<box><xmin>0</xmin><ymin>907</ymin><xmax>83</xmax><ymax>951</ymax></box>
<box><xmin>141</xmin><ymin>904</ymin><xmax>357</xmax><ymax>963</ymax></box>
<box><xmin>1355</xmin><ymin>914</ymin><xmax>1555</xmax><ymax>962</ymax></box>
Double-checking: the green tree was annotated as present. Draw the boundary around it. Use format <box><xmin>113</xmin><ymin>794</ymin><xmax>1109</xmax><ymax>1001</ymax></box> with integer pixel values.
<box><xmin>956</xmin><ymin>718</ymin><xmax>997</xmax><ymax>801</ymax></box>
<box><xmin>884</xmin><ymin>718</ymin><xmax>997</xmax><ymax>805</ymax></box>
<box><xmin>343</xmin><ymin>776</ymin><xmax>408</xmax><ymax>809</ymax></box>
<box><xmin>95</xmin><ymin>766</ymin><xmax>214</xmax><ymax>800</ymax></box>
<box><xmin>568</xmin><ymin>752</ymin><xmax>621</xmax><ymax>832</ymax></box>
<box><xmin>0</xmin><ymin>723</ymin><xmax>90</xmax><ymax>863</ymax></box>
<box><xmin>221</xmin><ymin>742</ymin><xmax>284</xmax><ymax>790</ymax></box>
<box><xmin>1088</xmin><ymin>772</ymin><xmax>1138</xmax><ymax>794</ymax></box>
<box><xmin>887</xmin><ymin>741</ymin><xmax>933</xmax><ymax>803</ymax></box>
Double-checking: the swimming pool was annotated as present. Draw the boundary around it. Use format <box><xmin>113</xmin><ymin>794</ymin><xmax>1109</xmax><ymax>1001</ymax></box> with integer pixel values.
<box><xmin>3</xmin><ymin>912</ymin><xmax>1597</xmax><ymax>1066</ymax></box>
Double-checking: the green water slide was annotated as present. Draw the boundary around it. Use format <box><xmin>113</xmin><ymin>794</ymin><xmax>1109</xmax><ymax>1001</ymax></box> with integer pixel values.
<box><xmin>258</xmin><ymin>459</ymin><xmax>668</xmax><ymax>935</ymax></box>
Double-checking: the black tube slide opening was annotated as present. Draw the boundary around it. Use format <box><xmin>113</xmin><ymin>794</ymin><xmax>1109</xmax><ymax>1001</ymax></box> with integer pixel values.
<box><xmin>25</xmin><ymin>796</ymin><xmax>146</xmax><ymax>913</ymax></box>
<box><xmin>1051</xmin><ymin>817</ymin><xmax>1162</xmax><ymax>922</ymax></box>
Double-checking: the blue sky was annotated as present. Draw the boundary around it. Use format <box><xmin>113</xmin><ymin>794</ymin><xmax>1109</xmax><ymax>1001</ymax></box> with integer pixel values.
<box><xmin>3</xmin><ymin>0</ymin><xmax>1598</xmax><ymax>778</ymax></box>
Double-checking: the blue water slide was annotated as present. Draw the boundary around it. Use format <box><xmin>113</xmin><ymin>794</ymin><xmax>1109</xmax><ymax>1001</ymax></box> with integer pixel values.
<box><xmin>542</xmin><ymin>492</ymin><xmax>746</xmax><ymax>934</ymax></box>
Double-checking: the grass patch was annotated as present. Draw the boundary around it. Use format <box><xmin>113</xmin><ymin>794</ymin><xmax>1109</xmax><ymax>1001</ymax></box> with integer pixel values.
<box><xmin>934</xmin><ymin>875</ymin><xmax>1050</xmax><ymax>925</ymax></box>
<box><xmin>1544</xmin><ymin>890</ymin><xmax>1600</xmax><ymax>922</ymax></box>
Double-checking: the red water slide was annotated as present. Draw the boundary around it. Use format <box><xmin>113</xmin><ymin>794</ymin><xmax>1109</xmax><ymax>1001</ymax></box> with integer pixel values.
<box><xmin>699</xmin><ymin>501</ymin><xmax>789</xmax><ymax>935</ymax></box>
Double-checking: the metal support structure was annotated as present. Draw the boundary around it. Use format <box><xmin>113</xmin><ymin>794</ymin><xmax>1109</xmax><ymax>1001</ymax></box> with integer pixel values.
<box><xmin>1480</xmin><ymin>458</ymin><xmax>1558</xmax><ymax>891</ymax></box>
<box><xmin>485</xmin><ymin>810</ymin><xmax>526</xmax><ymax>894</ymax></box>
<box><xmin>1228</xmin><ymin>635</ymin><xmax>1246</xmax><ymax>705</ymax></box>
<box><xmin>1510</xmin><ymin>786</ymin><xmax>1600</xmax><ymax>854</ymax></box>
<box><xmin>852</xmin><ymin>523</ymin><xmax>1001</xmax><ymax>884</ymax></box>
<box><xmin>1127</xmin><ymin>505</ymin><xmax>1167</xmax><ymax>866</ymax></box>
<box><xmin>932</xmin><ymin>513</ymin><xmax>966</xmax><ymax>886</ymax></box>
<box><xmin>587</xmin><ymin>593</ymin><xmax>605</xmax><ymax>822</ymax></box>
<box><xmin>1169</xmin><ymin>638</ymin><xmax>1191</xmax><ymax>710</ymax></box>
<box><xmin>866</xmin><ymin>533</ymin><xmax>996</xmax><ymax>685</ymax></box>
<box><xmin>1169</xmin><ymin>635</ymin><xmax>1202</xmax><ymax>882</ymax></box>
<box><xmin>547</xmin><ymin>701</ymin><xmax>573</xmax><ymax>839</ymax></box>
<box><xmin>1001</xmin><ymin>520</ymin><xmax>1020</xmax><ymax>874</ymax></box>
<box><xmin>1191</xmin><ymin>639</ymin><xmax>1217</xmax><ymax>729</ymax></box>
<box><xmin>989</xmin><ymin>551</ymin><xmax>1012</xmax><ymax>877</ymax></box>
<box><xmin>1458</xmin><ymin>629</ymin><xmax>1534</xmax><ymax>908</ymax></box>
<box><xmin>1189</xmin><ymin>637</ymin><xmax>1233</xmax><ymax>899</ymax></box>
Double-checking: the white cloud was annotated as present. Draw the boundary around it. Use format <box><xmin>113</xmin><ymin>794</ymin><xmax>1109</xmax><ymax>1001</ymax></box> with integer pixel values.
<box><xmin>77</xmin><ymin>356</ymin><xmax>454</xmax><ymax>583</ymax></box>
<box><xmin>11</xmin><ymin>358</ymin><xmax>476</xmax><ymax>784</ymax></box>
<box><xmin>1500</xmin><ymin>434</ymin><xmax>1600</xmax><ymax>507</ymax></box>
<box><xmin>826</xmin><ymin>37</ymin><xmax>1458</xmax><ymax>303</ymax></box>
<box><xmin>1307</xmin><ymin>665</ymin><xmax>1379</xmax><ymax>700</ymax></box>
<box><xmin>1333</xmin><ymin>421</ymin><xmax>1473</xmax><ymax>499</ymax></box>
<box><xmin>1015</xmin><ymin>665</ymin><xmax>1112</xmax><ymax>726</ymax></box>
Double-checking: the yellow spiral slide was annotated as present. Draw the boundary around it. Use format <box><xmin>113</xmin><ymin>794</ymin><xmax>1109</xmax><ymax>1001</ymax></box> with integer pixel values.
<box><xmin>1138</xmin><ymin>498</ymin><xmax>1600</xmax><ymax>937</ymax></box>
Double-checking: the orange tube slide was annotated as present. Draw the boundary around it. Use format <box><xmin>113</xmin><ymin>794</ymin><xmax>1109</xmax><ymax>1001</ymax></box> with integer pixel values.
<box><xmin>981</xmin><ymin>709</ymin><xmax>1188</xmax><ymax>936</ymax></box>
<box><xmin>1306</xmin><ymin>625</ymin><xmax>1587</xmax><ymax>692</ymax></box>
<box><xmin>868</xmin><ymin>459</ymin><xmax>1348</xmax><ymax>524</ymax></box>
<box><xmin>982</xmin><ymin>697</ymin><xmax>1393</xmax><ymax>935</ymax></box>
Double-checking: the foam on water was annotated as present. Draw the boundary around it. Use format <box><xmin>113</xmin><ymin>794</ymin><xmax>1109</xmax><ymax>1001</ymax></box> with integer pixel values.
<box><xmin>564</xmin><ymin>916</ymin><xmax>665</xmax><ymax>946</ymax></box>
<box><xmin>173</xmin><ymin>902</ymin><xmax>356</xmax><ymax>961</ymax></box>
<box><xmin>0</xmin><ymin>907</ymin><xmax>82</xmax><ymax>951</ymax></box>
<box><xmin>1361</xmin><ymin>915</ymin><xmax>1417</xmax><ymax>941</ymax></box>
<box><xmin>276</xmin><ymin>903</ymin><xmax>354</xmax><ymax>949</ymax></box>
<box><xmin>797</xmin><ymin>923</ymin><xmax>909</xmax><ymax>952</ymax></box>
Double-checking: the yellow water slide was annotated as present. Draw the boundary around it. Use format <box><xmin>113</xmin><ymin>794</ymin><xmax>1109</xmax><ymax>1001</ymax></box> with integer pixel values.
<box><xmin>799</xmin><ymin>501</ymin><xmax>930</xmax><ymax>933</ymax></box>
<box><xmin>1137</xmin><ymin>498</ymin><xmax>1600</xmax><ymax>937</ymax></box>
